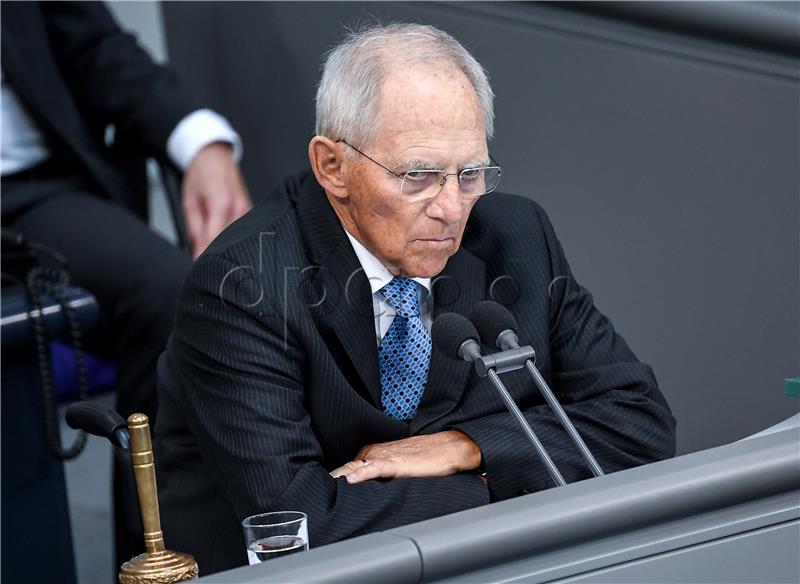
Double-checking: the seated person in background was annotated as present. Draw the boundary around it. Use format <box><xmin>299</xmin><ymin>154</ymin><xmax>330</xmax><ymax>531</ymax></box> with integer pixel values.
<box><xmin>155</xmin><ymin>22</ymin><xmax>676</xmax><ymax>575</ymax></box>
<box><xmin>0</xmin><ymin>0</ymin><xmax>250</xmax><ymax>566</ymax></box>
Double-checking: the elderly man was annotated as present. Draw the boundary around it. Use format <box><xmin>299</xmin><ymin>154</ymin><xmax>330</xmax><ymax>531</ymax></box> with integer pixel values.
<box><xmin>156</xmin><ymin>23</ymin><xmax>675</xmax><ymax>575</ymax></box>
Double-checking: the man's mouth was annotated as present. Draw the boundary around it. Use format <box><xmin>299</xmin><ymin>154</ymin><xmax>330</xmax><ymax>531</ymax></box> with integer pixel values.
<box><xmin>417</xmin><ymin>237</ymin><xmax>455</xmax><ymax>245</ymax></box>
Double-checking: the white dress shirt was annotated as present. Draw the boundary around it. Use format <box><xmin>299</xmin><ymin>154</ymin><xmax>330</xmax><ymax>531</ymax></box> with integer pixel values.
<box><xmin>344</xmin><ymin>229</ymin><xmax>433</xmax><ymax>345</ymax></box>
<box><xmin>166</xmin><ymin>108</ymin><xmax>241</xmax><ymax>171</ymax></box>
<box><xmin>1</xmin><ymin>69</ymin><xmax>50</xmax><ymax>174</ymax></box>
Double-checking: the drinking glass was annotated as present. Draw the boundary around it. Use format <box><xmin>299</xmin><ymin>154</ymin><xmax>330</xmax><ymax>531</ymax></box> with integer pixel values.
<box><xmin>242</xmin><ymin>511</ymin><xmax>309</xmax><ymax>565</ymax></box>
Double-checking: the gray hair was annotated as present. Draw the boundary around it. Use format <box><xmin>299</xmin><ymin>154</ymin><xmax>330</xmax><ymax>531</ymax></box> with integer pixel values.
<box><xmin>315</xmin><ymin>22</ymin><xmax>494</xmax><ymax>148</ymax></box>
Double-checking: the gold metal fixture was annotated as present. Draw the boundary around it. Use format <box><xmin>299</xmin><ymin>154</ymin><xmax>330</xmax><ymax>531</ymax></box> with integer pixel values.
<box><xmin>118</xmin><ymin>413</ymin><xmax>198</xmax><ymax>583</ymax></box>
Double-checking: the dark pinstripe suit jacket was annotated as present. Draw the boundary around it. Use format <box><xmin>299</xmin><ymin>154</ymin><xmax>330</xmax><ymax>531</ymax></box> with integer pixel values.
<box><xmin>155</xmin><ymin>171</ymin><xmax>676</xmax><ymax>575</ymax></box>
<box><xmin>0</xmin><ymin>1</ymin><xmax>197</xmax><ymax>216</ymax></box>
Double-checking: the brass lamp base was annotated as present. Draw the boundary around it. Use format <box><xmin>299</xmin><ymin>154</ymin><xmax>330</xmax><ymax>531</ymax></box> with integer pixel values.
<box><xmin>118</xmin><ymin>550</ymin><xmax>199</xmax><ymax>584</ymax></box>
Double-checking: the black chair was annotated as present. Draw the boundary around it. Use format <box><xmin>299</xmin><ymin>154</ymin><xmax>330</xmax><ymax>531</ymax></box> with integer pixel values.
<box><xmin>0</xmin><ymin>158</ymin><xmax>188</xmax><ymax>583</ymax></box>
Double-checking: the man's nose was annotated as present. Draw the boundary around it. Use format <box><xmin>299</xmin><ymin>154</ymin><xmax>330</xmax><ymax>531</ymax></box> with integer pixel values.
<box><xmin>427</xmin><ymin>177</ymin><xmax>463</xmax><ymax>223</ymax></box>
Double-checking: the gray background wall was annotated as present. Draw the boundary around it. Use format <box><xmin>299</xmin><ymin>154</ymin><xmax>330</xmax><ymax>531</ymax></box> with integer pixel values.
<box><xmin>161</xmin><ymin>1</ymin><xmax>799</xmax><ymax>455</ymax></box>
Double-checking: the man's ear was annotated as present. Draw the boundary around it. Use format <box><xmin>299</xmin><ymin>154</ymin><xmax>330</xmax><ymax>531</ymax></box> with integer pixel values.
<box><xmin>308</xmin><ymin>137</ymin><xmax>349</xmax><ymax>200</ymax></box>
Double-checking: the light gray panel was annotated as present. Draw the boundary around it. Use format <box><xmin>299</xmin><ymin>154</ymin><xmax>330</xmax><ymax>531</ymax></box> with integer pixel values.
<box><xmin>106</xmin><ymin>0</ymin><xmax>167</xmax><ymax>62</ymax></box>
<box><xmin>198</xmin><ymin>532</ymin><xmax>421</xmax><ymax>583</ymax></box>
<box><xmin>436</xmin><ymin>494</ymin><xmax>799</xmax><ymax>583</ymax></box>
<box><xmin>391</xmin><ymin>426</ymin><xmax>799</xmax><ymax>582</ymax></box>
<box><xmin>556</xmin><ymin>520</ymin><xmax>800</xmax><ymax>584</ymax></box>
<box><xmin>431</xmin><ymin>492</ymin><xmax>799</xmax><ymax>583</ymax></box>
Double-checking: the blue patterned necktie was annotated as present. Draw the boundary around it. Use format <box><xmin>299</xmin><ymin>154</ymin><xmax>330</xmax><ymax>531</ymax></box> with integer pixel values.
<box><xmin>378</xmin><ymin>277</ymin><xmax>431</xmax><ymax>420</ymax></box>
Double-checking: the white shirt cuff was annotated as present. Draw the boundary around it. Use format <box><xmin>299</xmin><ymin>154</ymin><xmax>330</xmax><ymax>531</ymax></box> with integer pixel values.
<box><xmin>166</xmin><ymin>108</ymin><xmax>242</xmax><ymax>171</ymax></box>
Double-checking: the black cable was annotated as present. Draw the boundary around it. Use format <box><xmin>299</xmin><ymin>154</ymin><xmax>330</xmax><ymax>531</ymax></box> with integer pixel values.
<box><xmin>24</xmin><ymin>265</ymin><xmax>89</xmax><ymax>460</ymax></box>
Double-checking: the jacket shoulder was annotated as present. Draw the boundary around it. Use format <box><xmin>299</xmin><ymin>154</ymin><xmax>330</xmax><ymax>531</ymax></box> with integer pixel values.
<box><xmin>464</xmin><ymin>192</ymin><xmax>548</xmax><ymax>246</ymax></box>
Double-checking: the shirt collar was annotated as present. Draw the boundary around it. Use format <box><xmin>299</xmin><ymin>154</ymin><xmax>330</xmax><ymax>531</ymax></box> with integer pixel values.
<box><xmin>344</xmin><ymin>229</ymin><xmax>432</xmax><ymax>297</ymax></box>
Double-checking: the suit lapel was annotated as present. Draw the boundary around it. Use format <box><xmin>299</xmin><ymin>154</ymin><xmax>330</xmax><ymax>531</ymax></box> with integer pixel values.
<box><xmin>411</xmin><ymin>245</ymin><xmax>486</xmax><ymax>434</ymax></box>
<box><xmin>317</xmin><ymin>240</ymin><xmax>383</xmax><ymax>406</ymax></box>
<box><xmin>295</xmin><ymin>176</ymin><xmax>383</xmax><ymax>406</ymax></box>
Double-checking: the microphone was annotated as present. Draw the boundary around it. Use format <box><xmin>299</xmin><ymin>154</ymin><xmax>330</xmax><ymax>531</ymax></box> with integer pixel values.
<box><xmin>469</xmin><ymin>300</ymin><xmax>519</xmax><ymax>351</ymax></box>
<box><xmin>431</xmin><ymin>312</ymin><xmax>482</xmax><ymax>362</ymax></box>
<box><xmin>431</xmin><ymin>313</ymin><xmax>536</xmax><ymax>377</ymax></box>
<box><xmin>432</xmin><ymin>312</ymin><xmax>566</xmax><ymax>487</ymax></box>
<box><xmin>66</xmin><ymin>402</ymin><xmax>130</xmax><ymax>450</ymax></box>
<box><xmin>66</xmin><ymin>402</ymin><xmax>142</xmax><ymax>530</ymax></box>
<box><xmin>469</xmin><ymin>301</ymin><xmax>604</xmax><ymax>478</ymax></box>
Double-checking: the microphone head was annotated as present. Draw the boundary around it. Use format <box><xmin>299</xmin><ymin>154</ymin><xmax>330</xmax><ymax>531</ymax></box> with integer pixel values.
<box><xmin>469</xmin><ymin>301</ymin><xmax>519</xmax><ymax>347</ymax></box>
<box><xmin>431</xmin><ymin>312</ymin><xmax>481</xmax><ymax>361</ymax></box>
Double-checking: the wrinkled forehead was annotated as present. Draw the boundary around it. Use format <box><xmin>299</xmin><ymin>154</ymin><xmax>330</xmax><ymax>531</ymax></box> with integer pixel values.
<box><xmin>374</xmin><ymin>64</ymin><xmax>485</xmax><ymax>139</ymax></box>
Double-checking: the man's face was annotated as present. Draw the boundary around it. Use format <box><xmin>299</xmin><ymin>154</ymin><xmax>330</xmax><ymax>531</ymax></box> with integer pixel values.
<box><xmin>339</xmin><ymin>66</ymin><xmax>488</xmax><ymax>278</ymax></box>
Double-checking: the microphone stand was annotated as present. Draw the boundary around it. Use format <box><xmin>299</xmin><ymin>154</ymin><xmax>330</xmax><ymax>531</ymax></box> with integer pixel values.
<box><xmin>485</xmin><ymin>368</ymin><xmax>567</xmax><ymax>487</ymax></box>
<box><xmin>479</xmin><ymin>332</ymin><xmax>605</xmax><ymax>479</ymax></box>
<box><xmin>461</xmin><ymin>340</ymin><xmax>566</xmax><ymax>487</ymax></box>
<box><xmin>523</xmin><ymin>359</ymin><xmax>604</xmax><ymax>477</ymax></box>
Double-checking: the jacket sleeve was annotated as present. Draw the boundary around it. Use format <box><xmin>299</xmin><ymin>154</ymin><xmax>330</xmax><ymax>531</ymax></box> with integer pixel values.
<box><xmin>168</xmin><ymin>251</ymin><xmax>489</xmax><ymax>548</ymax></box>
<box><xmin>40</xmin><ymin>1</ymin><xmax>198</xmax><ymax>155</ymax></box>
<box><xmin>455</xmin><ymin>200</ymin><xmax>677</xmax><ymax>502</ymax></box>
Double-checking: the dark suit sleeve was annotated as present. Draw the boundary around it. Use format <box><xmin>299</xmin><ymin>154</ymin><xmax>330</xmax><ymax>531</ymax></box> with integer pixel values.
<box><xmin>455</xmin><ymin>201</ymin><xmax>676</xmax><ymax>501</ymax></box>
<box><xmin>39</xmin><ymin>1</ymin><xmax>197</xmax><ymax>154</ymax></box>
<box><xmin>169</xmin><ymin>252</ymin><xmax>489</xmax><ymax>547</ymax></box>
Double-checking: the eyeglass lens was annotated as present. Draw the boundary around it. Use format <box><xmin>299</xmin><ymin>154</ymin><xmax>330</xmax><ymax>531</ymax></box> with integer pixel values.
<box><xmin>400</xmin><ymin>167</ymin><xmax>501</xmax><ymax>197</ymax></box>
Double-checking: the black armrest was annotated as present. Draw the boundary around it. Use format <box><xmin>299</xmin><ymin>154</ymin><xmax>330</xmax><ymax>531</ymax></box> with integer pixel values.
<box><xmin>153</xmin><ymin>157</ymin><xmax>191</xmax><ymax>254</ymax></box>
<box><xmin>0</xmin><ymin>285</ymin><xmax>99</xmax><ymax>349</ymax></box>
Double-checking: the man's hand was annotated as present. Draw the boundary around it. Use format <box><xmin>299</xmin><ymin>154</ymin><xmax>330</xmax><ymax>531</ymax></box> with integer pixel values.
<box><xmin>181</xmin><ymin>142</ymin><xmax>251</xmax><ymax>259</ymax></box>
<box><xmin>329</xmin><ymin>430</ymin><xmax>482</xmax><ymax>484</ymax></box>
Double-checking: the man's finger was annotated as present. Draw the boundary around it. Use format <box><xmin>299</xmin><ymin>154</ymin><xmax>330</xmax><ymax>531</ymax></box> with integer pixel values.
<box><xmin>189</xmin><ymin>187</ymin><xmax>235</xmax><ymax>258</ymax></box>
<box><xmin>329</xmin><ymin>459</ymin><xmax>367</xmax><ymax>479</ymax></box>
<box><xmin>182</xmin><ymin>189</ymin><xmax>205</xmax><ymax>251</ymax></box>
<box><xmin>330</xmin><ymin>459</ymin><xmax>386</xmax><ymax>483</ymax></box>
<box><xmin>197</xmin><ymin>190</ymin><xmax>230</xmax><ymax>243</ymax></box>
<box><xmin>342</xmin><ymin>459</ymin><xmax>397</xmax><ymax>484</ymax></box>
<box><xmin>235</xmin><ymin>193</ymin><xmax>252</xmax><ymax>217</ymax></box>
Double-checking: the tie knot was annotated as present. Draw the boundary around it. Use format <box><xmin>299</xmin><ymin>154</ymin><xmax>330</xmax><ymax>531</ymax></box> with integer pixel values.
<box><xmin>381</xmin><ymin>277</ymin><xmax>421</xmax><ymax>318</ymax></box>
